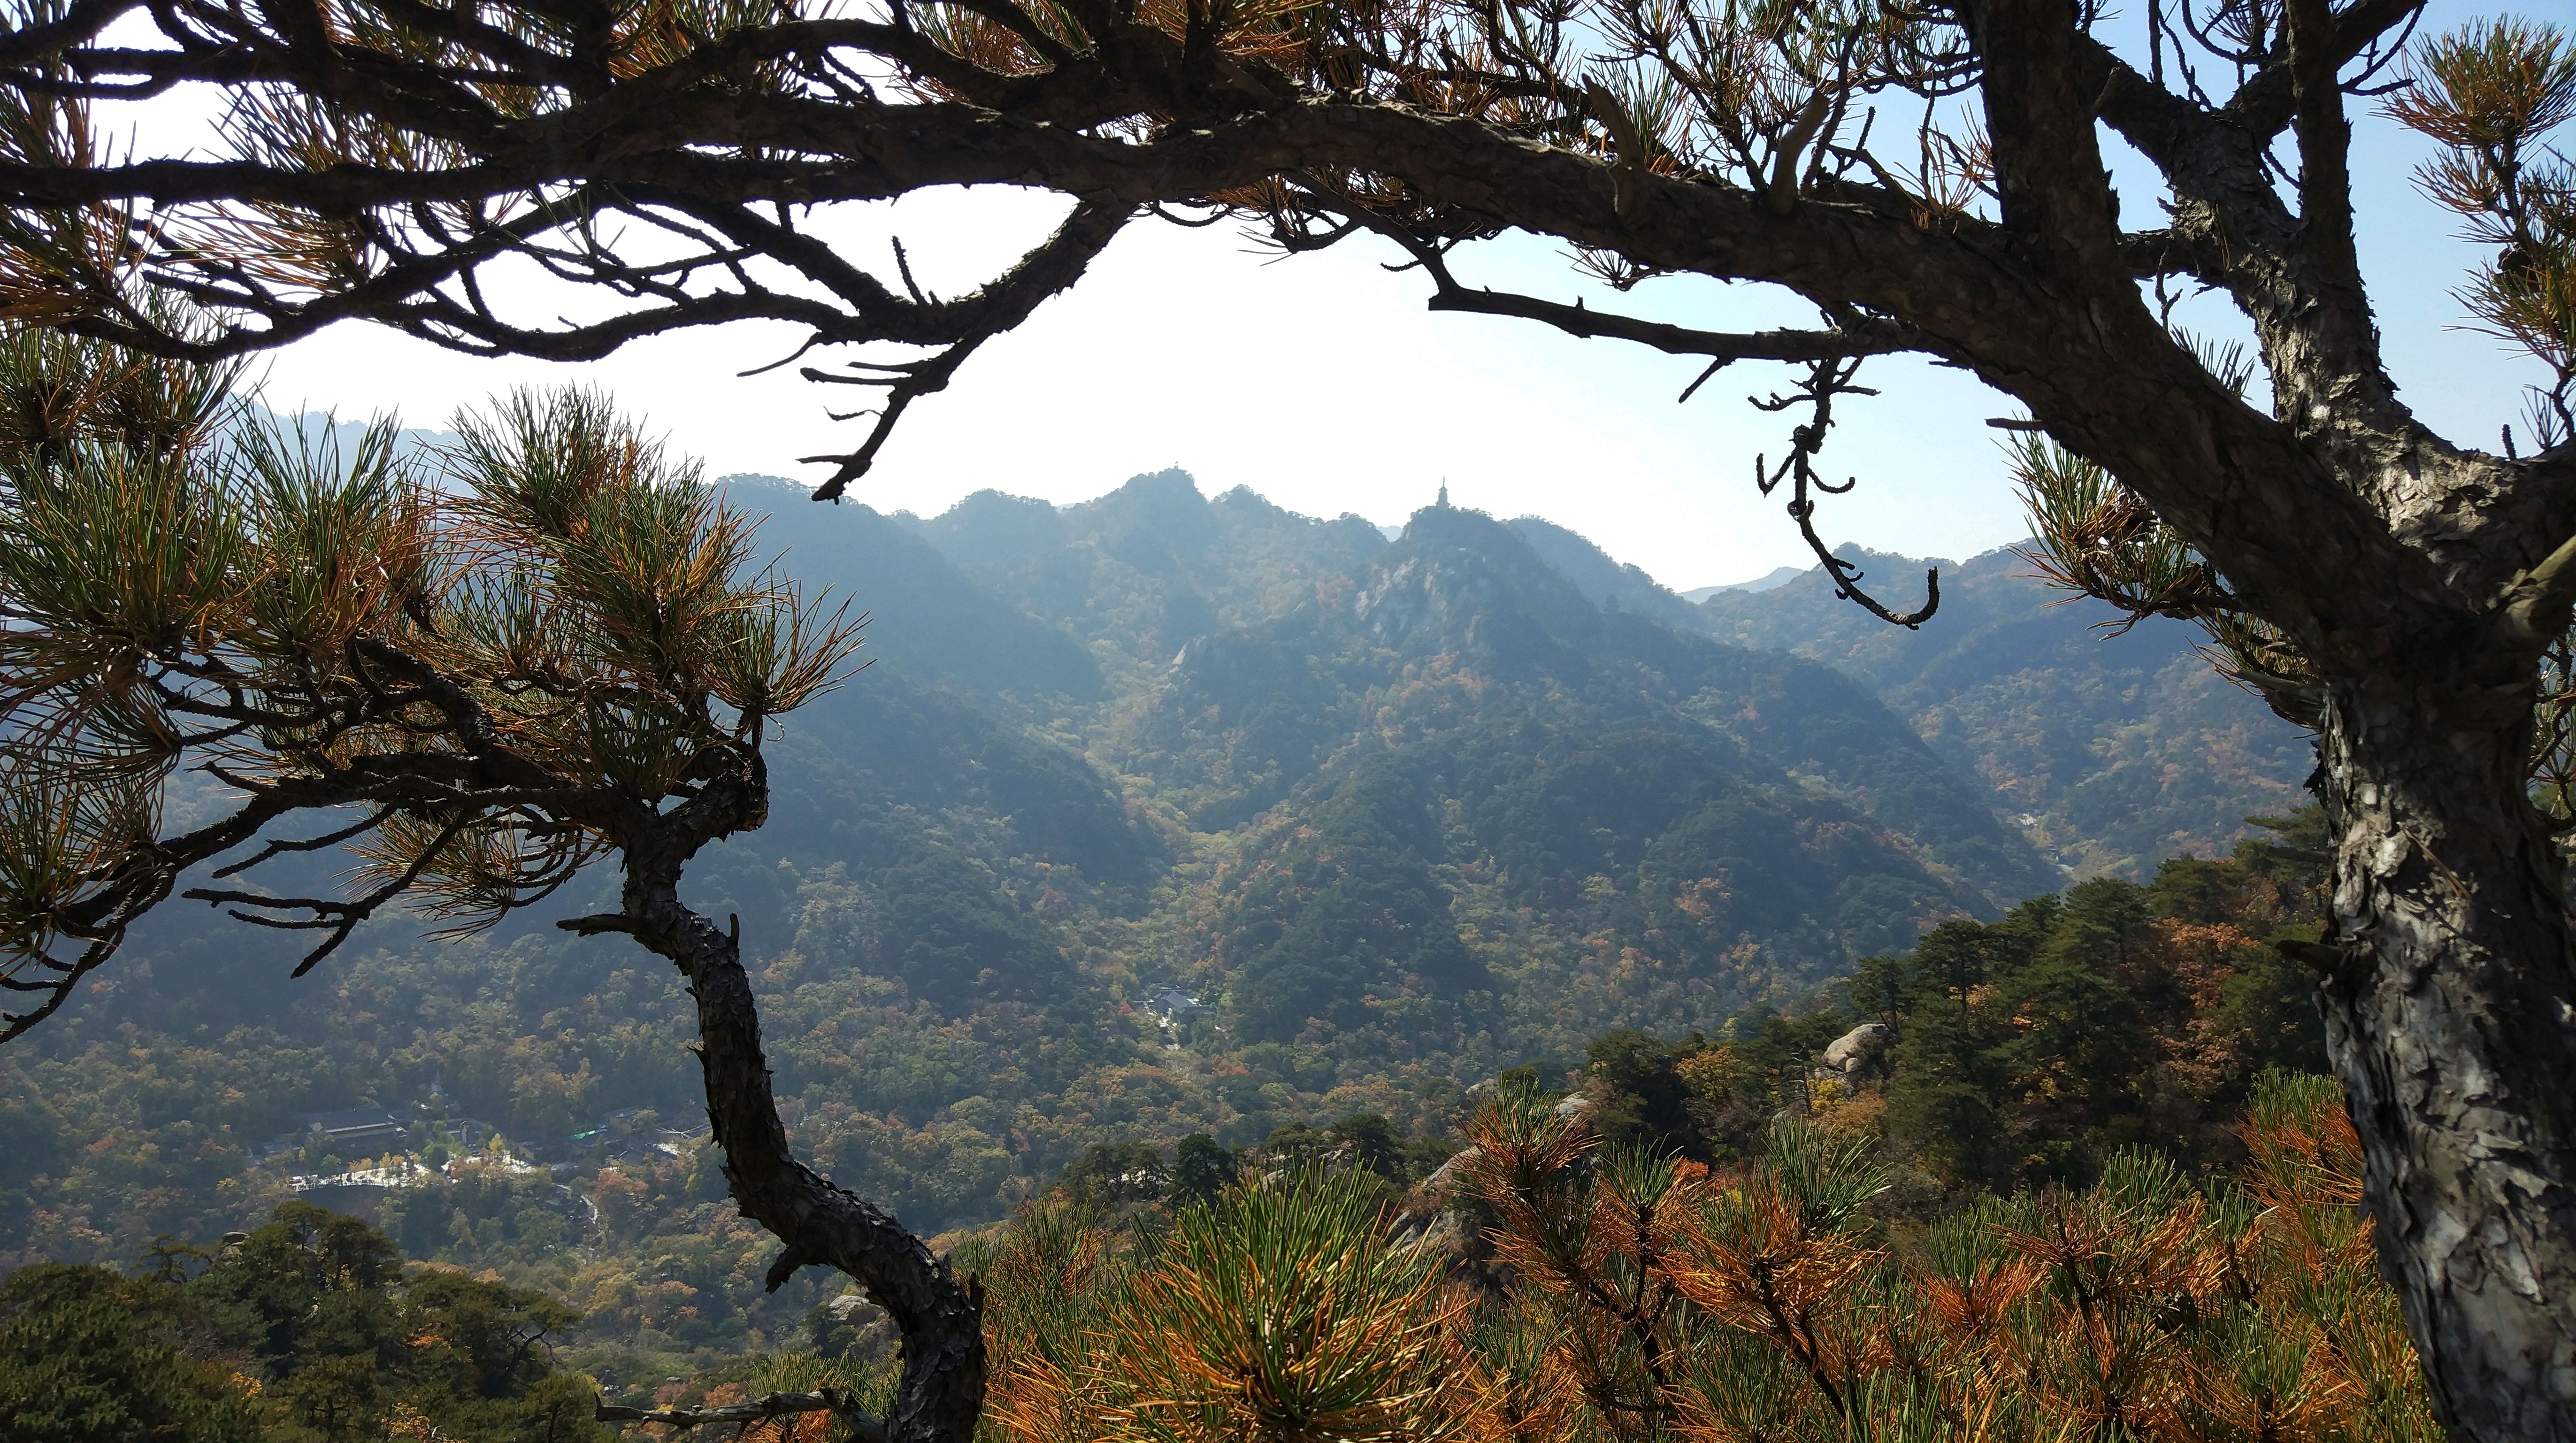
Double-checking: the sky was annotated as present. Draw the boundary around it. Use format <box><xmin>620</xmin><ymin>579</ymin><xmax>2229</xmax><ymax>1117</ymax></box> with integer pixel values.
<box><xmin>111</xmin><ymin>7</ymin><xmax>2553</xmax><ymax>592</ymax></box>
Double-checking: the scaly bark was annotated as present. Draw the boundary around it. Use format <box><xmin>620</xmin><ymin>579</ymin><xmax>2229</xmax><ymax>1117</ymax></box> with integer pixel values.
<box><xmin>573</xmin><ymin>767</ymin><xmax>989</xmax><ymax>1443</ymax></box>
<box><xmin>2306</xmin><ymin>672</ymin><xmax>2576</xmax><ymax>1435</ymax></box>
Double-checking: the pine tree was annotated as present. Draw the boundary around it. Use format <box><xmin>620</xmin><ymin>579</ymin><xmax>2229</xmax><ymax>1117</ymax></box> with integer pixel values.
<box><xmin>8</xmin><ymin>0</ymin><xmax>2576</xmax><ymax>1429</ymax></box>
<box><xmin>0</xmin><ymin>329</ymin><xmax>977</xmax><ymax>1439</ymax></box>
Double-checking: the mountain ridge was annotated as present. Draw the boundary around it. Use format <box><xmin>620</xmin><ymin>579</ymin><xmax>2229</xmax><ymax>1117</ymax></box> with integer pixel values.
<box><xmin>3</xmin><ymin>465</ymin><xmax>2304</xmax><ymax>1316</ymax></box>
<box><xmin>1702</xmin><ymin>543</ymin><xmax>2309</xmax><ymax>876</ymax></box>
<box><xmin>1682</xmin><ymin>566</ymin><xmax>1807</xmax><ymax>601</ymax></box>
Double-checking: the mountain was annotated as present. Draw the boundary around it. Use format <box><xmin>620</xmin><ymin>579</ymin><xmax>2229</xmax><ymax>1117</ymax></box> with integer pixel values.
<box><xmin>1698</xmin><ymin>545</ymin><xmax>2311</xmax><ymax>877</ymax></box>
<box><xmin>1</xmin><ymin>468</ymin><xmax>2278</xmax><ymax>1367</ymax></box>
<box><xmin>251</xmin><ymin>407</ymin><xmax>463</xmax><ymax>468</ymax></box>
<box><xmin>1682</xmin><ymin>566</ymin><xmax>1806</xmax><ymax>602</ymax></box>
<box><xmin>716</xmin><ymin>477</ymin><xmax>1106</xmax><ymax>704</ymax></box>
<box><xmin>1504</xmin><ymin>516</ymin><xmax>1710</xmax><ymax>632</ymax></box>
<box><xmin>1115</xmin><ymin>503</ymin><xmax>2055</xmax><ymax>1066</ymax></box>
<box><xmin>891</xmin><ymin>470</ymin><xmax>1392</xmax><ymax>687</ymax></box>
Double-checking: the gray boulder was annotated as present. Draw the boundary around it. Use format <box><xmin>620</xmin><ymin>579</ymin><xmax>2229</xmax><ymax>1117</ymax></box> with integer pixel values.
<box><xmin>1820</xmin><ymin>1022</ymin><xmax>1896</xmax><ymax>1079</ymax></box>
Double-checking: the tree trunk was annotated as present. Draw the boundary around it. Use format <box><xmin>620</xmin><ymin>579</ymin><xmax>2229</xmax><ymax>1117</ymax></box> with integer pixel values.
<box><xmin>2315</xmin><ymin>670</ymin><xmax>2576</xmax><ymax>1439</ymax></box>
<box><xmin>608</xmin><ymin>821</ymin><xmax>988</xmax><ymax>1443</ymax></box>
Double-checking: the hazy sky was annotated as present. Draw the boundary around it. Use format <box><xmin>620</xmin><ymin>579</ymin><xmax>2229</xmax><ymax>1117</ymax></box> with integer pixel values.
<box><xmin>126</xmin><ymin>12</ymin><xmax>2549</xmax><ymax>592</ymax></box>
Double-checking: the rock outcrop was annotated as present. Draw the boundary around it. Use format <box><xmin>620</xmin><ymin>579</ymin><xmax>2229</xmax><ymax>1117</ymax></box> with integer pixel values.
<box><xmin>1818</xmin><ymin>1022</ymin><xmax>1895</xmax><ymax>1082</ymax></box>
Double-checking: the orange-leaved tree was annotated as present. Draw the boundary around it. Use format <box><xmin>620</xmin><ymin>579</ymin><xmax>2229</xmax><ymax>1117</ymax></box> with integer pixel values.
<box><xmin>956</xmin><ymin>1074</ymin><xmax>2435</xmax><ymax>1442</ymax></box>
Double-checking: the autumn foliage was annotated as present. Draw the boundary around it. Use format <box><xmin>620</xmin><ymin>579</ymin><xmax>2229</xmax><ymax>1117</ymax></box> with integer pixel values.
<box><xmin>947</xmin><ymin>1072</ymin><xmax>2432</xmax><ymax>1443</ymax></box>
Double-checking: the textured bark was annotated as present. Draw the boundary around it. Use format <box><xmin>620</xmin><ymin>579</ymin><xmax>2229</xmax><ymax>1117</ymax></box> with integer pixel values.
<box><xmin>2310</xmin><ymin>676</ymin><xmax>2576</xmax><ymax>1436</ymax></box>
<box><xmin>1982</xmin><ymin>28</ymin><xmax>2576</xmax><ymax>1420</ymax></box>
<box><xmin>590</xmin><ymin>772</ymin><xmax>987</xmax><ymax>1443</ymax></box>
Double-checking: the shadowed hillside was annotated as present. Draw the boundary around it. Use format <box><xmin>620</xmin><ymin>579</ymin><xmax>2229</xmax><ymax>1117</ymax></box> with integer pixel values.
<box><xmin>1699</xmin><ymin>544</ymin><xmax>2310</xmax><ymax>878</ymax></box>
<box><xmin>3</xmin><ymin>469</ymin><xmax>2296</xmax><ymax>1376</ymax></box>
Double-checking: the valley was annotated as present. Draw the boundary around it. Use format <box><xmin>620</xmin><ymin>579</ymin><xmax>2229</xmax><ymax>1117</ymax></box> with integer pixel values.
<box><xmin>0</xmin><ymin>467</ymin><xmax>2308</xmax><ymax>1363</ymax></box>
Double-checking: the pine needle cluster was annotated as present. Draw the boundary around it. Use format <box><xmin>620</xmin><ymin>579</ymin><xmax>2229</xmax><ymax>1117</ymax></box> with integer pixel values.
<box><xmin>974</xmin><ymin>1171</ymin><xmax>1464</xmax><ymax>1443</ymax></box>
<box><xmin>959</xmin><ymin>1075</ymin><xmax>2434</xmax><ymax>1443</ymax></box>
<box><xmin>0</xmin><ymin>322</ymin><xmax>855</xmax><ymax>1041</ymax></box>
<box><xmin>2010</xmin><ymin>17</ymin><xmax>2576</xmax><ymax>752</ymax></box>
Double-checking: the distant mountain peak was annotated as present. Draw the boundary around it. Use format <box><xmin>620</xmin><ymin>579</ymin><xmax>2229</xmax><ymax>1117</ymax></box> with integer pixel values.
<box><xmin>1506</xmin><ymin>516</ymin><xmax>1707</xmax><ymax>632</ymax></box>
<box><xmin>1214</xmin><ymin>484</ymin><xmax>1291</xmax><ymax>521</ymax></box>
<box><xmin>1355</xmin><ymin>508</ymin><xmax>1723</xmax><ymax>690</ymax></box>
<box><xmin>711</xmin><ymin>482</ymin><xmax>1103</xmax><ymax>700</ymax></box>
<box><xmin>1090</xmin><ymin>467</ymin><xmax>1203</xmax><ymax>507</ymax></box>
<box><xmin>906</xmin><ymin>488</ymin><xmax>1069</xmax><ymax>571</ymax></box>
<box><xmin>1081</xmin><ymin>467</ymin><xmax>1219</xmax><ymax>562</ymax></box>
<box><xmin>713</xmin><ymin>470</ymin><xmax>807</xmax><ymax>495</ymax></box>
<box><xmin>1681</xmin><ymin>566</ymin><xmax>1808</xmax><ymax>603</ymax></box>
<box><xmin>1702</xmin><ymin>541</ymin><xmax>2307</xmax><ymax>879</ymax></box>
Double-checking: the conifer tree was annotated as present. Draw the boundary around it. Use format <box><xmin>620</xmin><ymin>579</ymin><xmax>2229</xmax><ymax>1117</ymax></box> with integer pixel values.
<box><xmin>0</xmin><ymin>327</ymin><xmax>981</xmax><ymax>1441</ymax></box>
<box><xmin>5</xmin><ymin>0</ymin><xmax>2576</xmax><ymax>1432</ymax></box>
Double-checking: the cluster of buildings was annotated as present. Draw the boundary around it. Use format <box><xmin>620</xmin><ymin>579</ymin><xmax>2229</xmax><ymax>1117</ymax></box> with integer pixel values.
<box><xmin>257</xmin><ymin>1083</ymin><xmax>712</xmax><ymax>1202</ymax></box>
<box><xmin>1142</xmin><ymin>985</ymin><xmax>1209</xmax><ymax>1048</ymax></box>
<box><xmin>256</xmin><ymin>1082</ymin><xmax>513</xmax><ymax>1201</ymax></box>
<box><xmin>569</xmin><ymin>1105</ymin><xmax>712</xmax><ymax>1168</ymax></box>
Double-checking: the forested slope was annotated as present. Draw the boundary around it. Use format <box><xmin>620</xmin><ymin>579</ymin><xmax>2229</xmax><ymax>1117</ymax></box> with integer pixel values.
<box><xmin>1701</xmin><ymin>544</ymin><xmax>2311</xmax><ymax>877</ymax></box>
<box><xmin>0</xmin><ymin>466</ymin><xmax>2310</xmax><ymax>1373</ymax></box>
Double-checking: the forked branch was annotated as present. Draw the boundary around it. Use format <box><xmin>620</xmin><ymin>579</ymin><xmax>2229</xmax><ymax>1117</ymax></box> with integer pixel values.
<box><xmin>797</xmin><ymin>198</ymin><xmax>1135</xmax><ymax>500</ymax></box>
<box><xmin>1756</xmin><ymin>357</ymin><xmax>1936</xmax><ymax>629</ymax></box>
<box><xmin>1297</xmin><ymin>184</ymin><xmax>1935</xmax><ymax>628</ymax></box>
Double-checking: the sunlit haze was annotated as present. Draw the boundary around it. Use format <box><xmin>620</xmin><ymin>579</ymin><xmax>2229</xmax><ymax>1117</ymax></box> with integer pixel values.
<box><xmin>116</xmin><ymin>70</ymin><xmax>2547</xmax><ymax>593</ymax></box>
